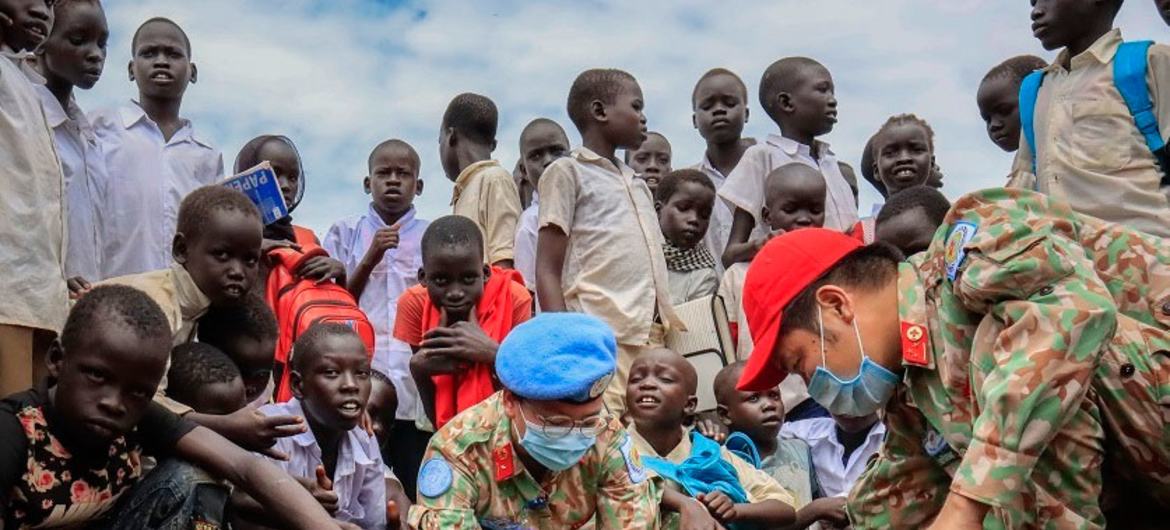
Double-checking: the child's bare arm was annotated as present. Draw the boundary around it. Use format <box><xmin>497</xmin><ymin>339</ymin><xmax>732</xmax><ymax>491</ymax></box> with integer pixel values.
<box><xmin>535</xmin><ymin>226</ymin><xmax>568</xmax><ymax>312</ymax></box>
<box><xmin>722</xmin><ymin>208</ymin><xmax>764</xmax><ymax>268</ymax></box>
<box><xmin>786</xmin><ymin>496</ymin><xmax>848</xmax><ymax>529</ymax></box>
<box><xmin>699</xmin><ymin>492</ymin><xmax>794</xmax><ymax>527</ymax></box>
<box><xmin>174</xmin><ymin>426</ymin><xmax>350</xmax><ymax>530</ymax></box>
<box><xmin>409</xmin><ymin>353</ymin><xmax>439</xmax><ymax>426</ymax></box>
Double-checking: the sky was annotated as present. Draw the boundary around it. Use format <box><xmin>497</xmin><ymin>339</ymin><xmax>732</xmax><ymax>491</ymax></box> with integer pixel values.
<box><xmin>80</xmin><ymin>0</ymin><xmax>1168</xmax><ymax>234</ymax></box>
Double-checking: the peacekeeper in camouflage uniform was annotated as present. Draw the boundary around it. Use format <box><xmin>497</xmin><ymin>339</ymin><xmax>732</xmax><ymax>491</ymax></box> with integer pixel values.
<box><xmin>408</xmin><ymin>312</ymin><xmax>721</xmax><ymax>530</ymax></box>
<box><xmin>734</xmin><ymin>188</ymin><xmax>1170</xmax><ymax>530</ymax></box>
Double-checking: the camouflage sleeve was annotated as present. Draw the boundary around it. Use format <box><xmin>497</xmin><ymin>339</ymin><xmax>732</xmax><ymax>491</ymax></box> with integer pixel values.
<box><xmin>595</xmin><ymin>432</ymin><xmax>660</xmax><ymax>529</ymax></box>
<box><xmin>406</xmin><ymin>443</ymin><xmax>482</xmax><ymax>530</ymax></box>
<box><xmin>847</xmin><ymin>389</ymin><xmax>949</xmax><ymax>529</ymax></box>
<box><xmin>949</xmin><ymin>224</ymin><xmax>1118</xmax><ymax>516</ymax></box>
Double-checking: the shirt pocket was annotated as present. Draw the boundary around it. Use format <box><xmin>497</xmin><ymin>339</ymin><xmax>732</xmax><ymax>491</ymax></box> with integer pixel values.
<box><xmin>1068</xmin><ymin>99</ymin><xmax>1136</xmax><ymax>171</ymax></box>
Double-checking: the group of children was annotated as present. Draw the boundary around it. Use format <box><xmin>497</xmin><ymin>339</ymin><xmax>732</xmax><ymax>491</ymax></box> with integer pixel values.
<box><xmin>2</xmin><ymin>0</ymin><xmax>1168</xmax><ymax>528</ymax></box>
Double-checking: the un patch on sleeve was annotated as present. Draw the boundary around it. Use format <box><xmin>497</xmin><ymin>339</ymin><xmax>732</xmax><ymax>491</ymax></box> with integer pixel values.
<box><xmin>418</xmin><ymin>457</ymin><xmax>454</xmax><ymax>498</ymax></box>
<box><xmin>945</xmin><ymin>221</ymin><xmax>979</xmax><ymax>281</ymax></box>
<box><xmin>620</xmin><ymin>433</ymin><xmax>647</xmax><ymax>484</ymax></box>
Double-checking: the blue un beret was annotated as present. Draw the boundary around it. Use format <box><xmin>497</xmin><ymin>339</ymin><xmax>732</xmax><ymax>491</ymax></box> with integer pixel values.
<box><xmin>496</xmin><ymin>313</ymin><xmax>617</xmax><ymax>403</ymax></box>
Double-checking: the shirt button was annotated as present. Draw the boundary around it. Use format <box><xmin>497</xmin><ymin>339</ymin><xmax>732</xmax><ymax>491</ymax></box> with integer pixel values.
<box><xmin>1120</xmin><ymin>363</ymin><xmax>1135</xmax><ymax>378</ymax></box>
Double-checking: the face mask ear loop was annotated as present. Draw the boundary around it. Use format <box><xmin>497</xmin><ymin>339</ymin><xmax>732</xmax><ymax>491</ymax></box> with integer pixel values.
<box><xmin>817</xmin><ymin>305</ymin><xmax>828</xmax><ymax>370</ymax></box>
<box><xmin>852</xmin><ymin>313</ymin><xmax>866</xmax><ymax>365</ymax></box>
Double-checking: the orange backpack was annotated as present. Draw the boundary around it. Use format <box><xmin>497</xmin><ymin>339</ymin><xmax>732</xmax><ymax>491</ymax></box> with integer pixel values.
<box><xmin>265</xmin><ymin>246</ymin><xmax>375</xmax><ymax>402</ymax></box>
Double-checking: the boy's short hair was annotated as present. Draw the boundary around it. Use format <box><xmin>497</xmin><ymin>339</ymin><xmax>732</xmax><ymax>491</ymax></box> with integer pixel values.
<box><xmin>197</xmin><ymin>293</ymin><xmax>278</xmax><ymax>347</ymax></box>
<box><xmin>779</xmin><ymin>243</ymin><xmax>903</xmax><ymax>337</ymax></box>
<box><xmin>176</xmin><ymin>186</ymin><xmax>262</xmax><ymax>241</ymax></box>
<box><xmin>62</xmin><ymin>285</ymin><xmax>172</xmax><ymax>354</ymax></box>
<box><xmin>691</xmin><ymin>67</ymin><xmax>748</xmax><ymax>105</ymax></box>
<box><xmin>759</xmin><ymin>56</ymin><xmax>825</xmax><ymax>122</ymax></box>
<box><xmin>421</xmin><ymin>215</ymin><xmax>484</xmax><ymax>262</ymax></box>
<box><xmin>53</xmin><ymin>0</ymin><xmax>102</xmax><ymax>18</ymax></box>
<box><xmin>131</xmin><ymin>16</ymin><xmax>191</xmax><ymax>55</ymax></box>
<box><xmin>656</xmin><ymin>168</ymin><xmax>715</xmax><ymax>204</ymax></box>
<box><xmin>291</xmin><ymin>322</ymin><xmax>364</xmax><ymax>373</ymax></box>
<box><xmin>519</xmin><ymin>118</ymin><xmax>567</xmax><ymax>145</ymax></box>
<box><xmin>876</xmin><ymin>186</ymin><xmax>952</xmax><ymax>227</ymax></box>
<box><xmin>442</xmin><ymin>93</ymin><xmax>498</xmax><ymax>145</ymax></box>
<box><xmin>368</xmin><ymin>138</ymin><xmax>421</xmax><ymax>171</ymax></box>
<box><xmin>713</xmin><ymin>361</ymin><xmax>746</xmax><ymax>404</ymax></box>
<box><xmin>873</xmin><ymin>113</ymin><xmax>936</xmax><ymax>153</ymax></box>
<box><xmin>167</xmin><ymin>342</ymin><xmax>242</xmax><ymax>406</ymax></box>
<box><xmin>566</xmin><ymin>68</ymin><xmax>637</xmax><ymax>131</ymax></box>
<box><xmin>371</xmin><ymin>369</ymin><xmax>392</xmax><ymax>386</ymax></box>
<box><xmin>981</xmin><ymin>55</ymin><xmax>1048</xmax><ymax>86</ymax></box>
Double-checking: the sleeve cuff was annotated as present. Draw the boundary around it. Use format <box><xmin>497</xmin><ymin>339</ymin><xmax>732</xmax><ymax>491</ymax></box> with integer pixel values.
<box><xmin>951</xmin><ymin>439</ymin><xmax>1037</xmax><ymax>510</ymax></box>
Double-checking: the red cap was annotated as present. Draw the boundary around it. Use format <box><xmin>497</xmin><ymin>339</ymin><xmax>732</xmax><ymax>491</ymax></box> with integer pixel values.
<box><xmin>737</xmin><ymin>228</ymin><xmax>863</xmax><ymax>391</ymax></box>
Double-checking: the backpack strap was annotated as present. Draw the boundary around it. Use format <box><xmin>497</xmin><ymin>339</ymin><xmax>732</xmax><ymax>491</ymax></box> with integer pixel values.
<box><xmin>1018</xmin><ymin>70</ymin><xmax>1045</xmax><ymax>178</ymax></box>
<box><xmin>1114</xmin><ymin>40</ymin><xmax>1170</xmax><ymax>185</ymax></box>
<box><xmin>268</xmin><ymin>246</ymin><xmax>327</xmax><ymax>271</ymax></box>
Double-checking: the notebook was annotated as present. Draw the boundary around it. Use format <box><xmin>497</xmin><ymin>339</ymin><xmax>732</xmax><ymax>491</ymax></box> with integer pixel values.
<box><xmin>666</xmin><ymin>295</ymin><xmax>734</xmax><ymax>412</ymax></box>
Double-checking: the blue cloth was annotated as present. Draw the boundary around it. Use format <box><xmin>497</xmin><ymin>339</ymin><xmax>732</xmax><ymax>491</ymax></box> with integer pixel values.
<box><xmin>724</xmin><ymin>432</ymin><xmax>762</xmax><ymax>469</ymax></box>
<box><xmin>643</xmin><ymin>431</ymin><xmax>750</xmax><ymax>504</ymax></box>
<box><xmin>495</xmin><ymin>313</ymin><xmax>617</xmax><ymax>402</ymax></box>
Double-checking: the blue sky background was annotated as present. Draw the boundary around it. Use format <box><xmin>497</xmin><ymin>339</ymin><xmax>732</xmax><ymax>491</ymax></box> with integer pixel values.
<box><xmin>82</xmin><ymin>0</ymin><xmax>1168</xmax><ymax>234</ymax></box>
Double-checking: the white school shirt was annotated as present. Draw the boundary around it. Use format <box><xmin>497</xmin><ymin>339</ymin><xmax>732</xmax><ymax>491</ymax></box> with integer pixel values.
<box><xmin>260</xmin><ymin>399</ymin><xmax>387</xmax><ymax>529</ymax></box>
<box><xmin>693</xmin><ymin>156</ymin><xmax>734</xmax><ymax>275</ymax></box>
<box><xmin>32</xmin><ymin>85</ymin><xmax>105</xmax><ymax>282</ymax></box>
<box><xmin>91</xmin><ymin>101</ymin><xmax>223</xmax><ymax>279</ymax></box>
<box><xmin>323</xmin><ymin>205</ymin><xmax>428</xmax><ymax>420</ymax></box>
<box><xmin>780</xmin><ymin>417</ymin><xmax>886</xmax><ymax>498</ymax></box>
<box><xmin>718</xmin><ymin>134</ymin><xmax>858</xmax><ymax>234</ymax></box>
<box><xmin>513</xmin><ymin>193</ymin><xmax>539</xmax><ymax>291</ymax></box>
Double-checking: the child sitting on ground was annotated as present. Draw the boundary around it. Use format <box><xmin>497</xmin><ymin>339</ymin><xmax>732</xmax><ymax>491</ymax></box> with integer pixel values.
<box><xmin>512</xmin><ymin>118</ymin><xmax>570</xmax><ymax>292</ymax></box>
<box><xmin>198</xmin><ymin>293</ymin><xmax>279</xmax><ymax>405</ymax></box>
<box><xmin>628</xmin><ymin>131</ymin><xmax>672</xmax><ymax>197</ymax></box>
<box><xmin>874</xmin><ymin>185</ymin><xmax>952</xmax><ymax>257</ymax></box>
<box><xmin>714</xmin><ymin>362</ymin><xmax>849</xmax><ymax>529</ymax></box>
<box><xmin>538</xmin><ymin>68</ymin><xmax>682</xmax><ymax>415</ymax></box>
<box><xmin>397</xmin><ymin>215</ymin><xmax>531</xmax><ymax>429</ymax></box>
<box><xmin>167</xmin><ymin>342</ymin><xmax>248</xmax><ymax>416</ymax></box>
<box><xmin>976</xmin><ymin>55</ymin><xmax>1048</xmax><ymax>153</ymax></box>
<box><xmin>0</xmin><ymin>285</ymin><xmax>350</xmax><ymax>529</ymax></box>
<box><xmin>92</xmin><ymin>17</ymin><xmax>224</xmax><ymax>279</ymax></box>
<box><xmin>235</xmin><ymin>134</ymin><xmax>346</xmax><ymax>284</ymax></box>
<box><xmin>657</xmin><ymin>169</ymin><xmax>719</xmax><ymax>305</ymax></box>
<box><xmin>439</xmin><ymin>93</ymin><xmax>522</xmax><ymax>268</ymax></box>
<box><xmin>256</xmin><ymin>323</ymin><xmax>388</xmax><ymax>529</ymax></box>
<box><xmin>626</xmin><ymin>348</ymin><xmax>796</xmax><ymax>528</ymax></box>
<box><xmin>719</xmin><ymin>57</ymin><xmax>857</xmax><ymax>268</ymax></box>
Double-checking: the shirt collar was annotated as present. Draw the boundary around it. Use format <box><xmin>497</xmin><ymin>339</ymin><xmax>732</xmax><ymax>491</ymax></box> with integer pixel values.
<box><xmin>283</xmin><ymin>398</ymin><xmax>379</xmax><ymax>469</ymax></box>
<box><xmin>366</xmin><ymin>204</ymin><xmax>417</xmax><ymax>230</ymax></box>
<box><xmin>1050</xmin><ymin>28</ymin><xmax>1122</xmax><ymax>72</ymax></box>
<box><xmin>764</xmin><ymin>133</ymin><xmax>833</xmax><ymax>159</ymax></box>
<box><xmin>572</xmin><ymin>147</ymin><xmax>635</xmax><ymax>178</ymax></box>
<box><xmin>33</xmin><ymin>84</ymin><xmax>70</xmax><ymax>128</ymax></box>
<box><xmin>451</xmin><ymin>160</ymin><xmax>500</xmax><ymax>206</ymax></box>
<box><xmin>170</xmin><ymin>262</ymin><xmax>212</xmax><ymax>323</ymax></box>
<box><xmin>120</xmin><ymin>100</ymin><xmax>212</xmax><ymax>149</ymax></box>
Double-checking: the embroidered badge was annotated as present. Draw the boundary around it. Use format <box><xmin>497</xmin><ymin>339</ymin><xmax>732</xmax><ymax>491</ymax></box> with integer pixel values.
<box><xmin>620</xmin><ymin>433</ymin><xmax>647</xmax><ymax>484</ymax></box>
<box><xmin>589</xmin><ymin>373</ymin><xmax>613</xmax><ymax>400</ymax></box>
<box><xmin>945</xmin><ymin>221</ymin><xmax>978</xmax><ymax>281</ymax></box>
<box><xmin>923</xmin><ymin>428</ymin><xmax>958</xmax><ymax>467</ymax></box>
<box><xmin>418</xmin><ymin>457</ymin><xmax>454</xmax><ymax>498</ymax></box>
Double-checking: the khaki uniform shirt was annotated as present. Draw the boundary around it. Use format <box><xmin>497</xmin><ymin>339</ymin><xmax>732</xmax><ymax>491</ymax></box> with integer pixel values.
<box><xmin>452</xmin><ymin>160</ymin><xmax>522</xmax><ymax>265</ymax></box>
<box><xmin>408</xmin><ymin>392</ymin><xmax>660</xmax><ymax>529</ymax></box>
<box><xmin>1009</xmin><ymin>29</ymin><xmax>1170</xmax><ymax>237</ymax></box>
<box><xmin>849</xmin><ymin>188</ymin><xmax>1170</xmax><ymax>529</ymax></box>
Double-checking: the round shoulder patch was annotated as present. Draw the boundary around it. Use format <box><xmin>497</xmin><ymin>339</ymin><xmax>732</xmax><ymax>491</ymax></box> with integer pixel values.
<box><xmin>418</xmin><ymin>457</ymin><xmax>454</xmax><ymax>498</ymax></box>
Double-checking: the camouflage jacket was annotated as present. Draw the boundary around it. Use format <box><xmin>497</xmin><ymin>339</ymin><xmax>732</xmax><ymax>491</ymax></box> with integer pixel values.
<box><xmin>849</xmin><ymin>188</ymin><xmax>1170</xmax><ymax>529</ymax></box>
<box><xmin>407</xmin><ymin>391</ymin><xmax>660</xmax><ymax>529</ymax></box>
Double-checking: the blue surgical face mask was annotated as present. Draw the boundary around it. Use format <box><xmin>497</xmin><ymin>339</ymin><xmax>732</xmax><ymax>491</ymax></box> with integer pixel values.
<box><xmin>515</xmin><ymin>406</ymin><xmax>598</xmax><ymax>472</ymax></box>
<box><xmin>806</xmin><ymin>305</ymin><xmax>900</xmax><ymax>417</ymax></box>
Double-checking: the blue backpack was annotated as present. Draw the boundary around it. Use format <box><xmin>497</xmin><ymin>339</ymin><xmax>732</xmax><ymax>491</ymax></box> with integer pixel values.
<box><xmin>1019</xmin><ymin>40</ymin><xmax>1170</xmax><ymax>185</ymax></box>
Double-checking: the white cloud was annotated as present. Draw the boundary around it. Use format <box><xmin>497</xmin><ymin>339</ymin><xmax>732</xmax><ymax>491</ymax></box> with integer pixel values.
<box><xmin>82</xmin><ymin>0</ymin><xmax>1168</xmax><ymax>232</ymax></box>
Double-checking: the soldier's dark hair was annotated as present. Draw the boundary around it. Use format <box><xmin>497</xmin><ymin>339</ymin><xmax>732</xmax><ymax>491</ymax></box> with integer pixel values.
<box><xmin>779</xmin><ymin>243</ymin><xmax>904</xmax><ymax>338</ymax></box>
<box><xmin>567</xmin><ymin>68</ymin><xmax>638</xmax><ymax>131</ymax></box>
<box><xmin>692</xmin><ymin>67</ymin><xmax>748</xmax><ymax>105</ymax></box>
<box><xmin>759</xmin><ymin>57</ymin><xmax>826</xmax><ymax>123</ymax></box>
<box><xmin>877</xmin><ymin>186</ymin><xmax>952</xmax><ymax>228</ymax></box>
<box><xmin>63</xmin><ymin>285</ymin><xmax>172</xmax><ymax>354</ymax></box>
<box><xmin>291</xmin><ymin>323</ymin><xmax>366</xmax><ymax>373</ymax></box>
<box><xmin>421</xmin><ymin>215</ymin><xmax>484</xmax><ymax>263</ymax></box>
<box><xmin>176</xmin><ymin>186</ymin><xmax>261</xmax><ymax>243</ymax></box>
<box><xmin>131</xmin><ymin>16</ymin><xmax>191</xmax><ymax>55</ymax></box>
<box><xmin>656</xmin><ymin>168</ymin><xmax>715</xmax><ymax>204</ymax></box>
<box><xmin>167</xmin><ymin>343</ymin><xmax>242</xmax><ymax>407</ymax></box>
<box><xmin>442</xmin><ymin>93</ymin><xmax>498</xmax><ymax>146</ymax></box>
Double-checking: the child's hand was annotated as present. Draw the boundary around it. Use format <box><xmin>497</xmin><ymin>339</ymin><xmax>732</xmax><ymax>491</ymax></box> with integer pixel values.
<box><xmin>409</xmin><ymin>348</ymin><xmax>465</xmax><ymax>376</ymax></box>
<box><xmin>222</xmin><ymin>407</ymin><xmax>306</xmax><ymax>458</ymax></box>
<box><xmin>693</xmin><ymin>412</ymin><xmax>728</xmax><ymax>443</ymax></box>
<box><xmin>261</xmin><ymin>237</ymin><xmax>302</xmax><ymax>255</ymax></box>
<box><xmin>296</xmin><ymin>256</ymin><xmax>346</xmax><ymax>284</ymax></box>
<box><xmin>421</xmin><ymin>309</ymin><xmax>497</xmax><ymax>365</ymax></box>
<box><xmin>807</xmin><ymin>496</ymin><xmax>849</xmax><ymax>527</ymax></box>
<box><xmin>294</xmin><ymin>466</ymin><xmax>339</xmax><ymax>514</ymax></box>
<box><xmin>364</xmin><ymin>225</ymin><xmax>401</xmax><ymax>264</ymax></box>
<box><xmin>678</xmin><ymin>497</ymin><xmax>726</xmax><ymax>530</ymax></box>
<box><xmin>697</xmin><ymin>491</ymin><xmax>738</xmax><ymax>523</ymax></box>
<box><xmin>67</xmin><ymin>276</ymin><xmax>92</xmax><ymax>300</ymax></box>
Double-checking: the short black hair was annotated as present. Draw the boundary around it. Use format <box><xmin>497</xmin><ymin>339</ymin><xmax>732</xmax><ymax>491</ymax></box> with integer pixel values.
<box><xmin>53</xmin><ymin>0</ymin><xmax>102</xmax><ymax>20</ymax></box>
<box><xmin>167</xmin><ymin>342</ymin><xmax>242</xmax><ymax>407</ymax></box>
<box><xmin>566</xmin><ymin>68</ymin><xmax>637</xmax><ymax>132</ymax></box>
<box><xmin>872</xmin><ymin>113</ymin><xmax>937</xmax><ymax>154</ymax></box>
<box><xmin>876</xmin><ymin>186</ymin><xmax>952</xmax><ymax>228</ymax></box>
<box><xmin>778</xmin><ymin>243</ymin><xmax>903</xmax><ymax>338</ymax></box>
<box><xmin>860</xmin><ymin>134</ymin><xmax>889</xmax><ymax>198</ymax></box>
<box><xmin>368</xmin><ymin>138</ymin><xmax>421</xmax><ymax>172</ymax></box>
<box><xmin>713</xmin><ymin>361</ymin><xmax>747</xmax><ymax>405</ymax></box>
<box><xmin>291</xmin><ymin>322</ymin><xmax>365</xmax><ymax>373</ymax></box>
<box><xmin>175</xmin><ymin>185</ymin><xmax>262</xmax><ymax>242</ymax></box>
<box><xmin>197</xmin><ymin>293</ymin><xmax>277</xmax><ymax>349</ymax></box>
<box><xmin>519</xmin><ymin>118</ymin><xmax>568</xmax><ymax>147</ymax></box>
<box><xmin>981</xmin><ymin>55</ymin><xmax>1048</xmax><ymax>86</ymax></box>
<box><xmin>625</xmin><ymin>131</ymin><xmax>669</xmax><ymax>164</ymax></box>
<box><xmin>63</xmin><ymin>285</ymin><xmax>171</xmax><ymax>355</ymax></box>
<box><xmin>656</xmin><ymin>168</ymin><xmax>715</xmax><ymax>204</ymax></box>
<box><xmin>442</xmin><ymin>93</ymin><xmax>498</xmax><ymax>146</ymax></box>
<box><xmin>131</xmin><ymin>17</ymin><xmax>191</xmax><ymax>56</ymax></box>
<box><xmin>421</xmin><ymin>215</ymin><xmax>484</xmax><ymax>263</ymax></box>
<box><xmin>692</xmin><ymin>68</ymin><xmax>748</xmax><ymax>106</ymax></box>
<box><xmin>759</xmin><ymin>57</ymin><xmax>826</xmax><ymax>122</ymax></box>
<box><xmin>371</xmin><ymin>369</ymin><xmax>392</xmax><ymax>386</ymax></box>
